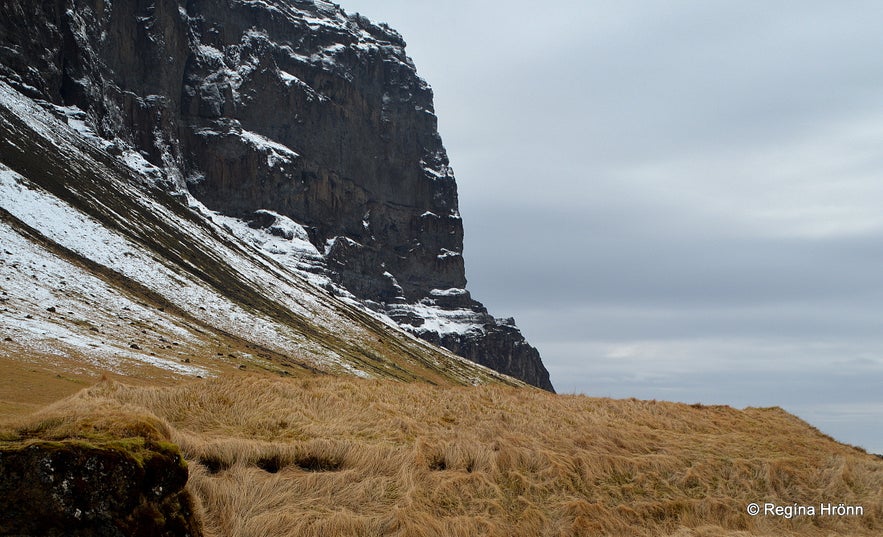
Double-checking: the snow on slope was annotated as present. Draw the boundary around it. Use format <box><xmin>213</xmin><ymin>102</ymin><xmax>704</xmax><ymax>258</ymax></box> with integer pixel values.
<box><xmin>0</xmin><ymin>212</ymin><xmax>209</xmax><ymax>377</ymax></box>
<box><xmin>0</xmin><ymin>163</ymin><xmax>317</xmax><ymax>371</ymax></box>
<box><xmin>0</xmin><ymin>80</ymin><xmax>520</xmax><ymax>387</ymax></box>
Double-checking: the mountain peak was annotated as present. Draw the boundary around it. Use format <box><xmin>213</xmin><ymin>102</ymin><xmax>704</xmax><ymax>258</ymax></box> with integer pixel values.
<box><xmin>0</xmin><ymin>0</ymin><xmax>552</xmax><ymax>390</ymax></box>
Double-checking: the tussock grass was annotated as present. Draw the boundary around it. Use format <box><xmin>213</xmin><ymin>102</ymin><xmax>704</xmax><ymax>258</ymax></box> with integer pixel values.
<box><xmin>0</xmin><ymin>398</ymin><xmax>171</xmax><ymax>445</ymax></box>
<box><xmin>7</xmin><ymin>375</ymin><xmax>882</xmax><ymax>536</ymax></box>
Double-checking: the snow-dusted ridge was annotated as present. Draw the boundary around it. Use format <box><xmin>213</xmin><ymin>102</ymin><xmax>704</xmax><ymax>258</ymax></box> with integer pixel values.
<box><xmin>0</xmin><ymin>80</ymin><xmax>522</xmax><ymax>388</ymax></box>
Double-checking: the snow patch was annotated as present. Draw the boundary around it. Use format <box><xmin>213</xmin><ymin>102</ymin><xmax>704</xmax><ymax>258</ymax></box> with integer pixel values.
<box><xmin>437</xmin><ymin>248</ymin><xmax>461</xmax><ymax>260</ymax></box>
<box><xmin>388</xmin><ymin>302</ymin><xmax>485</xmax><ymax>336</ymax></box>
<box><xmin>239</xmin><ymin>129</ymin><xmax>300</xmax><ymax>167</ymax></box>
<box><xmin>196</xmin><ymin>44</ymin><xmax>225</xmax><ymax>64</ymax></box>
<box><xmin>120</xmin><ymin>149</ymin><xmax>163</xmax><ymax>178</ymax></box>
<box><xmin>422</xmin><ymin>163</ymin><xmax>453</xmax><ymax>180</ymax></box>
<box><xmin>430</xmin><ymin>288</ymin><xmax>468</xmax><ymax>298</ymax></box>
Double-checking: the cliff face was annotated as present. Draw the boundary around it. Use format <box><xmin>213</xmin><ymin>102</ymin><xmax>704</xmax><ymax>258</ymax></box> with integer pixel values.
<box><xmin>0</xmin><ymin>0</ymin><xmax>553</xmax><ymax>390</ymax></box>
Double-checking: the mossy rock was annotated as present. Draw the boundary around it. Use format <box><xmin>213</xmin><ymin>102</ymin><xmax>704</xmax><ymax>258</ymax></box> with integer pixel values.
<box><xmin>0</xmin><ymin>438</ymin><xmax>201</xmax><ymax>536</ymax></box>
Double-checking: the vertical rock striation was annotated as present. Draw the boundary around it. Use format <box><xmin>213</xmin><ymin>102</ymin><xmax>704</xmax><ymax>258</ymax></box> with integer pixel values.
<box><xmin>0</xmin><ymin>0</ymin><xmax>553</xmax><ymax>390</ymax></box>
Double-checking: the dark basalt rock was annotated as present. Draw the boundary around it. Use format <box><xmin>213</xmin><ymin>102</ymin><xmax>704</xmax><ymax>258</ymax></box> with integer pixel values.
<box><xmin>0</xmin><ymin>0</ymin><xmax>553</xmax><ymax>391</ymax></box>
<box><xmin>0</xmin><ymin>439</ymin><xmax>202</xmax><ymax>537</ymax></box>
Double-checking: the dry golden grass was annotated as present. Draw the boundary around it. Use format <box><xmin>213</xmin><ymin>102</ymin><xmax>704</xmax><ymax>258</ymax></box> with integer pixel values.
<box><xmin>0</xmin><ymin>357</ymin><xmax>93</xmax><ymax>418</ymax></box>
<box><xmin>4</xmin><ymin>374</ymin><xmax>882</xmax><ymax>536</ymax></box>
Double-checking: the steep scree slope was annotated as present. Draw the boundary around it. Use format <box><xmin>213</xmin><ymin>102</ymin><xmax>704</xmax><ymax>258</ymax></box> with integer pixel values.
<box><xmin>0</xmin><ymin>0</ymin><xmax>553</xmax><ymax>390</ymax></box>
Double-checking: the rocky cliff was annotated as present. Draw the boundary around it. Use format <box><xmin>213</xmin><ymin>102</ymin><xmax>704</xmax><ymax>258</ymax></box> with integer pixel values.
<box><xmin>0</xmin><ymin>0</ymin><xmax>553</xmax><ymax>390</ymax></box>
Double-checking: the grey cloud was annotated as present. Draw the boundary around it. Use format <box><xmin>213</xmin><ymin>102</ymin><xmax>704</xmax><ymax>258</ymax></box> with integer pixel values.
<box><xmin>463</xmin><ymin>203</ymin><xmax>883</xmax><ymax>309</ymax></box>
<box><xmin>431</xmin><ymin>1</ymin><xmax>883</xmax><ymax>172</ymax></box>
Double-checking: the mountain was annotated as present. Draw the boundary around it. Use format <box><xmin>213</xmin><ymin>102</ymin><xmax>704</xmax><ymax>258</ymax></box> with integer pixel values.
<box><xmin>0</xmin><ymin>77</ymin><xmax>528</xmax><ymax>392</ymax></box>
<box><xmin>0</xmin><ymin>0</ymin><xmax>553</xmax><ymax>391</ymax></box>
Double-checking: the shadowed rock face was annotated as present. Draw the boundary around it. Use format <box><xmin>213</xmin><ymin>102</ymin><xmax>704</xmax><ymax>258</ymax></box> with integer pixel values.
<box><xmin>0</xmin><ymin>0</ymin><xmax>553</xmax><ymax>391</ymax></box>
<box><xmin>0</xmin><ymin>440</ymin><xmax>201</xmax><ymax>537</ymax></box>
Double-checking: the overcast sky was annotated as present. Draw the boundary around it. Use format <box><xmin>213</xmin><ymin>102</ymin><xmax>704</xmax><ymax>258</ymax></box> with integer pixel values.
<box><xmin>341</xmin><ymin>0</ymin><xmax>883</xmax><ymax>454</ymax></box>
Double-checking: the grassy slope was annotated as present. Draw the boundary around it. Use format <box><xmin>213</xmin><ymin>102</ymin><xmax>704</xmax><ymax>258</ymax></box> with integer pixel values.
<box><xmin>4</xmin><ymin>374</ymin><xmax>881</xmax><ymax>537</ymax></box>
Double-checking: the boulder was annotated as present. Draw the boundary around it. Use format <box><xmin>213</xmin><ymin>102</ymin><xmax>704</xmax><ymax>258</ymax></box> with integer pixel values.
<box><xmin>0</xmin><ymin>438</ymin><xmax>202</xmax><ymax>536</ymax></box>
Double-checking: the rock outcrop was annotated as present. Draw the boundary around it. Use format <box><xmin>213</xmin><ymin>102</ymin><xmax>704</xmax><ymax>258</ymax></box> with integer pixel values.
<box><xmin>0</xmin><ymin>439</ymin><xmax>201</xmax><ymax>536</ymax></box>
<box><xmin>0</xmin><ymin>0</ymin><xmax>553</xmax><ymax>390</ymax></box>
